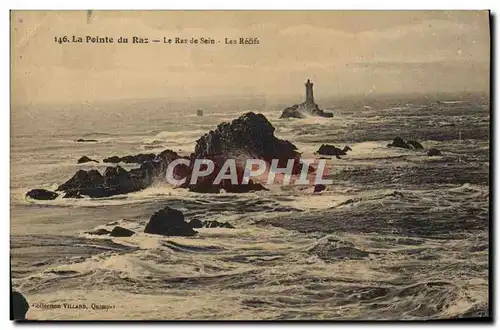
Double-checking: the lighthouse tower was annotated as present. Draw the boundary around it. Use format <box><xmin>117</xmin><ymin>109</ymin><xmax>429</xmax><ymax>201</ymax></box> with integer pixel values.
<box><xmin>305</xmin><ymin>79</ymin><xmax>314</xmax><ymax>104</ymax></box>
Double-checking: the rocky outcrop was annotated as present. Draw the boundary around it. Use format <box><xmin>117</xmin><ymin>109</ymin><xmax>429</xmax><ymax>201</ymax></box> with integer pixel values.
<box><xmin>11</xmin><ymin>290</ymin><xmax>29</xmax><ymax>320</ymax></box>
<box><xmin>103</xmin><ymin>153</ymin><xmax>156</xmax><ymax>164</ymax></box>
<box><xmin>316</xmin><ymin>145</ymin><xmax>352</xmax><ymax>159</ymax></box>
<box><xmin>26</xmin><ymin>189</ymin><xmax>58</xmax><ymax>200</ymax></box>
<box><xmin>188</xmin><ymin>219</ymin><xmax>234</xmax><ymax>229</ymax></box>
<box><xmin>184</xmin><ymin>112</ymin><xmax>308</xmax><ymax>193</ymax></box>
<box><xmin>144</xmin><ymin>206</ymin><xmax>197</xmax><ymax>237</ymax></box>
<box><xmin>74</xmin><ymin>138</ymin><xmax>97</xmax><ymax>143</ymax></box>
<box><xmin>78</xmin><ymin>156</ymin><xmax>99</xmax><ymax>164</ymax></box>
<box><xmin>42</xmin><ymin>112</ymin><xmax>310</xmax><ymax>197</ymax></box>
<box><xmin>110</xmin><ymin>226</ymin><xmax>135</xmax><ymax>237</ymax></box>
<box><xmin>57</xmin><ymin>149</ymin><xmax>183</xmax><ymax>198</ymax></box>
<box><xmin>280</xmin><ymin>101</ymin><xmax>333</xmax><ymax>119</ymax></box>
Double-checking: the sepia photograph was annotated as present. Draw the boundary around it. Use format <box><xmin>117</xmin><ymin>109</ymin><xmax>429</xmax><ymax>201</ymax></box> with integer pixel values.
<box><xmin>10</xmin><ymin>10</ymin><xmax>491</xmax><ymax>321</ymax></box>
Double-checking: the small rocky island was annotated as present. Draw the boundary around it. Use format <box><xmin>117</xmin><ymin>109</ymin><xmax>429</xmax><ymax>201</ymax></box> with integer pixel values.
<box><xmin>280</xmin><ymin>79</ymin><xmax>333</xmax><ymax>119</ymax></box>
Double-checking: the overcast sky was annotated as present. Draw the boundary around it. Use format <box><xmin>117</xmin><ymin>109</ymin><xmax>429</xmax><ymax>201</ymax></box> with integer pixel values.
<box><xmin>11</xmin><ymin>11</ymin><xmax>490</xmax><ymax>105</ymax></box>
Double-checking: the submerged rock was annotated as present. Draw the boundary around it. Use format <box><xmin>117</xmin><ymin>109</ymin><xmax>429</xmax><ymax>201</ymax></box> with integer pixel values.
<box><xmin>427</xmin><ymin>148</ymin><xmax>442</xmax><ymax>156</ymax></box>
<box><xmin>387</xmin><ymin>137</ymin><xmax>411</xmax><ymax>149</ymax></box>
<box><xmin>77</xmin><ymin>156</ymin><xmax>99</xmax><ymax>164</ymax></box>
<box><xmin>110</xmin><ymin>226</ymin><xmax>135</xmax><ymax>237</ymax></box>
<box><xmin>26</xmin><ymin>189</ymin><xmax>58</xmax><ymax>200</ymax></box>
<box><xmin>407</xmin><ymin>140</ymin><xmax>424</xmax><ymax>150</ymax></box>
<box><xmin>144</xmin><ymin>206</ymin><xmax>197</xmax><ymax>236</ymax></box>
<box><xmin>308</xmin><ymin>238</ymin><xmax>370</xmax><ymax>261</ymax></box>
<box><xmin>188</xmin><ymin>219</ymin><xmax>234</xmax><ymax>229</ymax></box>
<box><xmin>387</xmin><ymin>137</ymin><xmax>424</xmax><ymax>150</ymax></box>
<box><xmin>202</xmin><ymin>220</ymin><xmax>235</xmax><ymax>229</ymax></box>
<box><xmin>11</xmin><ymin>290</ymin><xmax>29</xmax><ymax>320</ymax></box>
<box><xmin>85</xmin><ymin>228</ymin><xmax>111</xmax><ymax>235</ymax></box>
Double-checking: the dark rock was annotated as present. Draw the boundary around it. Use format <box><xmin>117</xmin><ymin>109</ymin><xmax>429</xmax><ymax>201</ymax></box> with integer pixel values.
<box><xmin>188</xmin><ymin>219</ymin><xmax>203</xmax><ymax>228</ymax></box>
<box><xmin>103</xmin><ymin>156</ymin><xmax>121</xmax><ymax>163</ymax></box>
<box><xmin>57</xmin><ymin>148</ymin><xmax>183</xmax><ymax>198</ymax></box>
<box><xmin>407</xmin><ymin>140</ymin><xmax>424</xmax><ymax>149</ymax></box>
<box><xmin>26</xmin><ymin>189</ymin><xmax>58</xmax><ymax>200</ymax></box>
<box><xmin>316</xmin><ymin>144</ymin><xmax>352</xmax><ymax>158</ymax></box>
<box><xmin>427</xmin><ymin>148</ymin><xmax>442</xmax><ymax>156</ymax></box>
<box><xmin>77</xmin><ymin>156</ymin><xmax>99</xmax><ymax>164</ymax></box>
<box><xmin>387</xmin><ymin>137</ymin><xmax>411</xmax><ymax>149</ymax></box>
<box><xmin>280</xmin><ymin>102</ymin><xmax>333</xmax><ymax>119</ymax></box>
<box><xmin>62</xmin><ymin>191</ymin><xmax>84</xmax><ymax>199</ymax></box>
<box><xmin>110</xmin><ymin>226</ymin><xmax>135</xmax><ymax>237</ymax></box>
<box><xmin>202</xmin><ymin>220</ymin><xmax>235</xmax><ymax>229</ymax></box>
<box><xmin>144</xmin><ymin>206</ymin><xmax>197</xmax><ymax>236</ymax></box>
<box><xmin>85</xmin><ymin>228</ymin><xmax>111</xmax><ymax>235</ymax></box>
<box><xmin>314</xmin><ymin>184</ymin><xmax>326</xmax><ymax>193</ymax></box>
<box><xmin>57</xmin><ymin>169</ymin><xmax>104</xmax><ymax>192</ymax></box>
<box><xmin>387</xmin><ymin>137</ymin><xmax>425</xmax><ymax>150</ymax></box>
<box><xmin>184</xmin><ymin>112</ymin><xmax>308</xmax><ymax>192</ymax></box>
<box><xmin>188</xmin><ymin>219</ymin><xmax>234</xmax><ymax>229</ymax></box>
<box><xmin>75</xmin><ymin>139</ymin><xmax>97</xmax><ymax>142</ymax></box>
<box><xmin>11</xmin><ymin>290</ymin><xmax>29</xmax><ymax>320</ymax></box>
<box><xmin>103</xmin><ymin>153</ymin><xmax>156</xmax><ymax>164</ymax></box>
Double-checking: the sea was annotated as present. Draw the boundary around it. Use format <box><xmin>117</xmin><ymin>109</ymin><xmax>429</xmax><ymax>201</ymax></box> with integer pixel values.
<box><xmin>10</xmin><ymin>93</ymin><xmax>490</xmax><ymax>320</ymax></box>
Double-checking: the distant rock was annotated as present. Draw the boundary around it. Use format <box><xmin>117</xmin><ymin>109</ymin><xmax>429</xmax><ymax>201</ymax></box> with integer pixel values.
<box><xmin>427</xmin><ymin>148</ymin><xmax>442</xmax><ymax>156</ymax></box>
<box><xmin>77</xmin><ymin>156</ymin><xmax>99</xmax><ymax>164</ymax></box>
<box><xmin>110</xmin><ymin>226</ymin><xmax>135</xmax><ymax>237</ymax></box>
<box><xmin>184</xmin><ymin>112</ymin><xmax>306</xmax><ymax>193</ymax></box>
<box><xmin>11</xmin><ymin>290</ymin><xmax>29</xmax><ymax>320</ymax></box>
<box><xmin>387</xmin><ymin>137</ymin><xmax>424</xmax><ymax>150</ymax></box>
<box><xmin>144</xmin><ymin>206</ymin><xmax>197</xmax><ymax>236</ymax></box>
<box><xmin>85</xmin><ymin>228</ymin><xmax>111</xmax><ymax>235</ymax></box>
<box><xmin>280</xmin><ymin>80</ymin><xmax>333</xmax><ymax>118</ymax></box>
<box><xmin>314</xmin><ymin>184</ymin><xmax>326</xmax><ymax>193</ymax></box>
<box><xmin>316</xmin><ymin>144</ymin><xmax>352</xmax><ymax>159</ymax></box>
<box><xmin>26</xmin><ymin>189</ymin><xmax>58</xmax><ymax>200</ymax></box>
<box><xmin>75</xmin><ymin>139</ymin><xmax>97</xmax><ymax>143</ymax></box>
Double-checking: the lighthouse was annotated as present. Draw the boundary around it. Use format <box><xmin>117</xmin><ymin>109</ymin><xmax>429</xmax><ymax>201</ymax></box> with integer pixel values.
<box><xmin>305</xmin><ymin>79</ymin><xmax>314</xmax><ymax>104</ymax></box>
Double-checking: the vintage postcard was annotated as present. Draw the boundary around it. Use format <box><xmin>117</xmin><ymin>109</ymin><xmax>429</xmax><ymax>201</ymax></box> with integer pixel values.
<box><xmin>10</xmin><ymin>10</ymin><xmax>490</xmax><ymax>321</ymax></box>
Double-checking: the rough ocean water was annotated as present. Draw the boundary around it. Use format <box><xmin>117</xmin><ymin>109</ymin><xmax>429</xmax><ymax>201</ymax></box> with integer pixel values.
<box><xmin>10</xmin><ymin>94</ymin><xmax>490</xmax><ymax>320</ymax></box>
